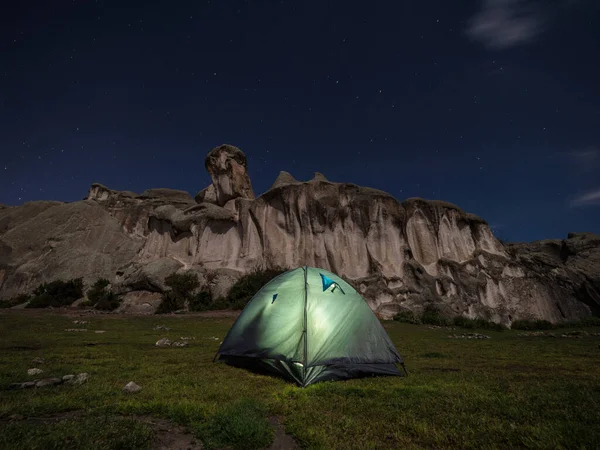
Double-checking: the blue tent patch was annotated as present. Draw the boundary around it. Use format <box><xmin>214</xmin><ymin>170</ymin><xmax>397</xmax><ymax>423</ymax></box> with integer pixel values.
<box><xmin>320</xmin><ymin>274</ymin><xmax>345</xmax><ymax>294</ymax></box>
<box><xmin>320</xmin><ymin>274</ymin><xmax>335</xmax><ymax>291</ymax></box>
<box><xmin>271</xmin><ymin>293</ymin><xmax>278</xmax><ymax>304</ymax></box>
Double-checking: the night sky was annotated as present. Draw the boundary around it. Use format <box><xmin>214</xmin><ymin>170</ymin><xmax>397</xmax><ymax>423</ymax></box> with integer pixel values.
<box><xmin>1</xmin><ymin>0</ymin><xmax>599</xmax><ymax>243</ymax></box>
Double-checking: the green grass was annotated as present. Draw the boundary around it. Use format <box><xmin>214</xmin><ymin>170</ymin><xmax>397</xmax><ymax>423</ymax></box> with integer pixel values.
<box><xmin>194</xmin><ymin>398</ymin><xmax>274</xmax><ymax>449</ymax></box>
<box><xmin>1</xmin><ymin>312</ymin><xmax>599</xmax><ymax>449</ymax></box>
<box><xmin>0</xmin><ymin>415</ymin><xmax>152</xmax><ymax>450</ymax></box>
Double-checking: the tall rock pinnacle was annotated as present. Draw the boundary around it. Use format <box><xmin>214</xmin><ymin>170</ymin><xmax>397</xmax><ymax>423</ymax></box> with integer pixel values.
<box><xmin>202</xmin><ymin>144</ymin><xmax>255</xmax><ymax>207</ymax></box>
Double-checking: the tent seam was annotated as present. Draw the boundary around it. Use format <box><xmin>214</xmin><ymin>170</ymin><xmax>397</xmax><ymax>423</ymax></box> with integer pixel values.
<box><xmin>302</xmin><ymin>265</ymin><xmax>308</xmax><ymax>386</ymax></box>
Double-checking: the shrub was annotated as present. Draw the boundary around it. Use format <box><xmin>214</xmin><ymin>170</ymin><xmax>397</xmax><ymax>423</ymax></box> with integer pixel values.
<box><xmin>211</xmin><ymin>296</ymin><xmax>231</xmax><ymax>310</ymax></box>
<box><xmin>26</xmin><ymin>278</ymin><xmax>84</xmax><ymax>308</ymax></box>
<box><xmin>421</xmin><ymin>305</ymin><xmax>451</xmax><ymax>326</ymax></box>
<box><xmin>95</xmin><ymin>291</ymin><xmax>122</xmax><ymax>311</ymax></box>
<box><xmin>87</xmin><ymin>279</ymin><xmax>110</xmax><ymax>305</ymax></box>
<box><xmin>0</xmin><ymin>294</ymin><xmax>30</xmax><ymax>309</ymax></box>
<box><xmin>156</xmin><ymin>291</ymin><xmax>179</xmax><ymax>314</ymax></box>
<box><xmin>85</xmin><ymin>278</ymin><xmax>122</xmax><ymax>311</ymax></box>
<box><xmin>576</xmin><ymin>316</ymin><xmax>600</xmax><ymax>327</ymax></box>
<box><xmin>393</xmin><ymin>310</ymin><xmax>421</xmax><ymax>324</ymax></box>
<box><xmin>453</xmin><ymin>316</ymin><xmax>506</xmax><ymax>331</ymax></box>
<box><xmin>165</xmin><ymin>272</ymin><xmax>200</xmax><ymax>299</ymax></box>
<box><xmin>189</xmin><ymin>290</ymin><xmax>212</xmax><ymax>312</ymax></box>
<box><xmin>511</xmin><ymin>319</ymin><xmax>555</xmax><ymax>330</ymax></box>
<box><xmin>560</xmin><ymin>316</ymin><xmax>600</xmax><ymax>328</ymax></box>
<box><xmin>156</xmin><ymin>272</ymin><xmax>200</xmax><ymax>314</ymax></box>
<box><xmin>227</xmin><ymin>269</ymin><xmax>285</xmax><ymax>310</ymax></box>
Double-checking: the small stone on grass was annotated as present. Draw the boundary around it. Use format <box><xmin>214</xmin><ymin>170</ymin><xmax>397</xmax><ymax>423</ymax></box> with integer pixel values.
<box><xmin>123</xmin><ymin>381</ymin><xmax>142</xmax><ymax>393</ymax></box>
<box><xmin>35</xmin><ymin>378</ymin><xmax>62</xmax><ymax>388</ymax></box>
<box><xmin>156</xmin><ymin>338</ymin><xmax>172</xmax><ymax>347</ymax></box>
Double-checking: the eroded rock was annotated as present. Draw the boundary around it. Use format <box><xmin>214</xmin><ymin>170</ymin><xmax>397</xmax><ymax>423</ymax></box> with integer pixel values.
<box><xmin>204</xmin><ymin>144</ymin><xmax>255</xmax><ymax>206</ymax></box>
<box><xmin>1</xmin><ymin>144</ymin><xmax>599</xmax><ymax>324</ymax></box>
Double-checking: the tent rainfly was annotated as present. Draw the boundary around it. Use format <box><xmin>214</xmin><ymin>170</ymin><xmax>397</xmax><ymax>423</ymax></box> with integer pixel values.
<box><xmin>214</xmin><ymin>266</ymin><xmax>405</xmax><ymax>387</ymax></box>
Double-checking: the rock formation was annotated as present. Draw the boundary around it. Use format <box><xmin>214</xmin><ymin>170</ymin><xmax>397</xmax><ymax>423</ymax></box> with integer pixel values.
<box><xmin>1</xmin><ymin>144</ymin><xmax>599</xmax><ymax>325</ymax></box>
<box><xmin>198</xmin><ymin>144</ymin><xmax>255</xmax><ymax>207</ymax></box>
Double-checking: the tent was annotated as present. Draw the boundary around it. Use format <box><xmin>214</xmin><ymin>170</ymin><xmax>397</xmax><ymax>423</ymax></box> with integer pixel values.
<box><xmin>214</xmin><ymin>266</ymin><xmax>405</xmax><ymax>387</ymax></box>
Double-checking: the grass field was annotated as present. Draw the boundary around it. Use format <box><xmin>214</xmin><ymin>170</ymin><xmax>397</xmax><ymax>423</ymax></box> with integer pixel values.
<box><xmin>1</xmin><ymin>310</ymin><xmax>599</xmax><ymax>449</ymax></box>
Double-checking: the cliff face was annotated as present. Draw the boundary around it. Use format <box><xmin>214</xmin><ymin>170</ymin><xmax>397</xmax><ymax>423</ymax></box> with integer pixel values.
<box><xmin>0</xmin><ymin>144</ymin><xmax>598</xmax><ymax>324</ymax></box>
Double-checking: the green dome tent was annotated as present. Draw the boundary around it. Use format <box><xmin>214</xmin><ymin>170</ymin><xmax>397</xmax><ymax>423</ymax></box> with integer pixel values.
<box><xmin>214</xmin><ymin>266</ymin><xmax>405</xmax><ymax>387</ymax></box>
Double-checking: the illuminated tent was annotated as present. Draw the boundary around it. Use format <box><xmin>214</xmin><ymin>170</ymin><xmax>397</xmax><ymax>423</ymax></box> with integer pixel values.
<box><xmin>214</xmin><ymin>266</ymin><xmax>405</xmax><ymax>387</ymax></box>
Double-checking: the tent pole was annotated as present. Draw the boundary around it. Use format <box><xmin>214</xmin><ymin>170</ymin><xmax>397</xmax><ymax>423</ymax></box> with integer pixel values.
<box><xmin>302</xmin><ymin>266</ymin><xmax>308</xmax><ymax>386</ymax></box>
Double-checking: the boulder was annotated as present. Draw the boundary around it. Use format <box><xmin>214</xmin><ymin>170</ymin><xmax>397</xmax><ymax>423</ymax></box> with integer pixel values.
<box><xmin>27</xmin><ymin>368</ymin><xmax>43</xmax><ymax>376</ymax></box>
<box><xmin>114</xmin><ymin>258</ymin><xmax>183</xmax><ymax>294</ymax></box>
<box><xmin>206</xmin><ymin>268</ymin><xmax>244</xmax><ymax>301</ymax></box>
<box><xmin>116</xmin><ymin>290</ymin><xmax>163</xmax><ymax>314</ymax></box>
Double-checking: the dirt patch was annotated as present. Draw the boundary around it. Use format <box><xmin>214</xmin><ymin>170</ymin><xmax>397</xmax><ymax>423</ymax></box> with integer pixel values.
<box><xmin>136</xmin><ymin>416</ymin><xmax>202</xmax><ymax>450</ymax></box>
<box><xmin>268</xmin><ymin>416</ymin><xmax>300</xmax><ymax>450</ymax></box>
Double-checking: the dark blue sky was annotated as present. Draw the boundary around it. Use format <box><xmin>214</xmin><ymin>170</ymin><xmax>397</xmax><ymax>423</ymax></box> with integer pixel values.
<box><xmin>1</xmin><ymin>0</ymin><xmax>599</xmax><ymax>242</ymax></box>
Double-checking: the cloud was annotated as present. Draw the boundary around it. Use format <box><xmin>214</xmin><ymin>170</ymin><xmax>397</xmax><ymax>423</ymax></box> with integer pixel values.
<box><xmin>570</xmin><ymin>188</ymin><xmax>600</xmax><ymax>207</ymax></box>
<box><xmin>568</xmin><ymin>148</ymin><xmax>599</xmax><ymax>166</ymax></box>
<box><xmin>466</xmin><ymin>0</ymin><xmax>546</xmax><ymax>49</ymax></box>
<box><xmin>556</xmin><ymin>148</ymin><xmax>600</xmax><ymax>173</ymax></box>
